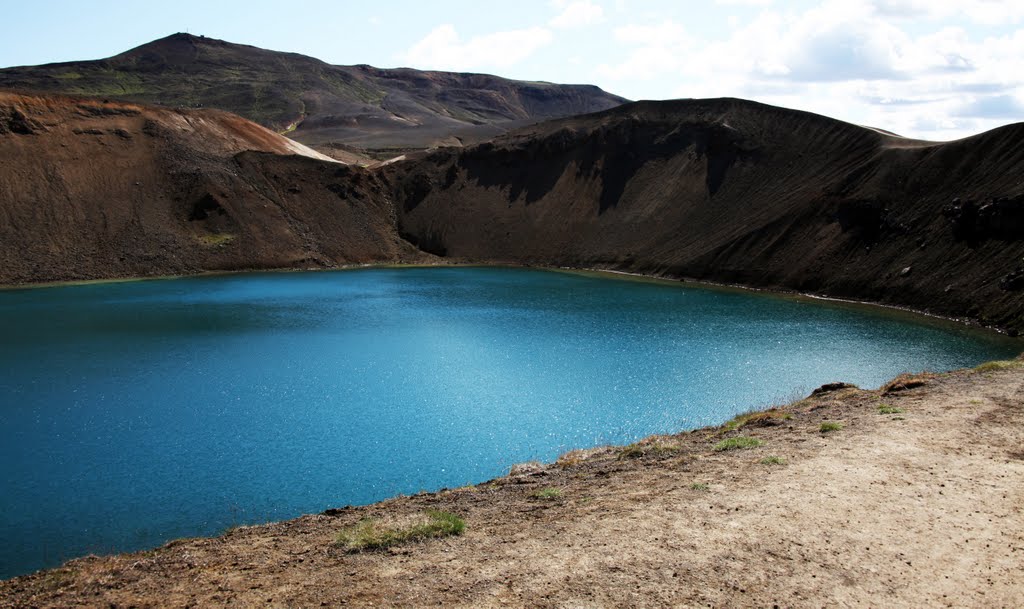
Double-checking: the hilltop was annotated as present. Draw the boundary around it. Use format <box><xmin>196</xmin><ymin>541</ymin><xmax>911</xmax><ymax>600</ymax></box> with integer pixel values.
<box><xmin>0</xmin><ymin>33</ymin><xmax>627</xmax><ymax>154</ymax></box>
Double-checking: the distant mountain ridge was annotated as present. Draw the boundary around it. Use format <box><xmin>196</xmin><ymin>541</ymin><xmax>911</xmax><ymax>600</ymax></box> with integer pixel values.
<box><xmin>0</xmin><ymin>33</ymin><xmax>628</xmax><ymax>153</ymax></box>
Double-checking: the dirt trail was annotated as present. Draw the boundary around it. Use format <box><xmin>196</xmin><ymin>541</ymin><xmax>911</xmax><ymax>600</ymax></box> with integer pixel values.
<box><xmin>3</xmin><ymin>360</ymin><xmax>1023</xmax><ymax>608</ymax></box>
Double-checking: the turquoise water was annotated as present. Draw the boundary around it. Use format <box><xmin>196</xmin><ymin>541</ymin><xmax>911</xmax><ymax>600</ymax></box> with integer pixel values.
<box><xmin>0</xmin><ymin>267</ymin><xmax>1018</xmax><ymax>579</ymax></box>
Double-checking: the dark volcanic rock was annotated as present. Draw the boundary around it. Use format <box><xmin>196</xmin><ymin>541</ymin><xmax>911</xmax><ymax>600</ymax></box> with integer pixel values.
<box><xmin>945</xmin><ymin>195</ymin><xmax>1024</xmax><ymax>242</ymax></box>
<box><xmin>386</xmin><ymin>98</ymin><xmax>1024</xmax><ymax>333</ymax></box>
<box><xmin>837</xmin><ymin>199</ymin><xmax>886</xmax><ymax>241</ymax></box>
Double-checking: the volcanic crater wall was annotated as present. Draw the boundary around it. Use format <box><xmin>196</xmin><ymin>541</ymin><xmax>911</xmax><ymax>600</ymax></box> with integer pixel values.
<box><xmin>0</xmin><ymin>92</ymin><xmax>421</xmax><ymax>283</ymax></box>
<box><xmin>2</xmin><ymin>93</ymin><xmax>1023</xmax><ymax>333</ymax></box>
<box><xmin>386</xmin><ymin>99</ymin><xmax>1024</xmax><ymax>333</ymax></box>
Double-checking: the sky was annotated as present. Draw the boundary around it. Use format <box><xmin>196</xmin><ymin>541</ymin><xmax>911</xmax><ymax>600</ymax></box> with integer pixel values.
<box><xmin>2</xmin><ymin>0</ymin><xmax>1023</xmax><ymax>140</ymax></box>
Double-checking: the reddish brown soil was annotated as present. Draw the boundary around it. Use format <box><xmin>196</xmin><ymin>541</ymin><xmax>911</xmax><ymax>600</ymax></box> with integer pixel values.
<box><xmin>3</xmin><ymin>359</ymin><xmax>1022</xmax><ymax>608</ymax></box>
<box><xmin>0</xmin><ymin>91</ymin><xmax>426</xmax><ymax>284</ymax></box>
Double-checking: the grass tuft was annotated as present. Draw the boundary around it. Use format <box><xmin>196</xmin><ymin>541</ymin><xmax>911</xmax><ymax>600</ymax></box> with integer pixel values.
<box><xmin>974</xmin><ymin>360</ymin><xmax>1023</xmax><ymax>373</ymax></box>
<box><xmin>722</xmin><ymin>408</ymin><xmax>791</xmax><ymax>433</ymax></box>
<box><xmin>713</xmin><ymin>436</ymin><xmax>763</xmax><ymax>452</ymax></box>
<box><xmin>617</xmin><ymin>439</ymin><xmax>680</xmax><ymax>460</ymax></box>
<box><xmin>617</xmin><ymin>442</ymin><xmax>646</xmax><ymax>460</ymax></box>
<box><xmin>820</xmin><ymin>421</ymin><xmax>844</xmax><ymax>433</ymax></box>
<box><xmin>877</xmin><ymin>404</ymin><xmax>904</xmax><ymax>414</ymax></box>
<box><xmin>197</xmin><ymin>232</ymin><xmax>235</xmax><ymax>247</ymax></box>
<box><xmin>760</xmin><ymin>455</ymin><xmax>786</xmax><ymax>465</ymax></box>
<box><xmin>690</xmin><ymin>482</ymin><xmax>710</xmax><ymax>491</ymax></box>
<box><xmin>335</xmin><ymin>510</ymin><xmax>464</xmax><ymax>552</ymax></box>
<box><xmin>533</xmin><ymin>487</ymin><xmax>562</xmax><ymax>500</ymax></box>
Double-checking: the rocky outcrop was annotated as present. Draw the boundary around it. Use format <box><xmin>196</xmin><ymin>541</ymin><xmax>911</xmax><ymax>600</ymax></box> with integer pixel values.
<box><xmin>944</xmin><ymin>195</ymin><xmax>1024</xmax><ymax>243</ymax></box>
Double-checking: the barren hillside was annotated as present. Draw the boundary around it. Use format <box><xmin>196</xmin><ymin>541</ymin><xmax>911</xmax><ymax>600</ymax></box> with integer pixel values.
<box><xmin>389</xmin><ymin>98</ymin><xmax>1024</xmax><ymax>332</ymax></box>
<box><xmin>0</xmin><ymin>91</ymin><xmax>423</xmax><ymax>283</ymax></box>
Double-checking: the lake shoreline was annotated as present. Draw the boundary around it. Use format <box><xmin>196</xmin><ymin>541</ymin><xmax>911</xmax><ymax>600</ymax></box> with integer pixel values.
<box><xmin>1</xmin><ymin>261</ymin><xmax>1016</xmax><ymax>337</ymax></box>
<box><xmin>4</xmin><ymin>358</ymin><xmax>1022</xmax><ymax>607</ymax></box>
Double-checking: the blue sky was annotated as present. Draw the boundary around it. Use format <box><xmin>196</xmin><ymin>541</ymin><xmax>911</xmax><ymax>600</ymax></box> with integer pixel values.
<box><xmin>2</xmin><ymin>0</ymin><xmax>1023</xmax><ymax>140</ymax></box>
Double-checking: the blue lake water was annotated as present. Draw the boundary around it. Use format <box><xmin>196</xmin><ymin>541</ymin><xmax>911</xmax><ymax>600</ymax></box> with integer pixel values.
<box><xmin>0</xmin><ymin>266</ymin><xmax>1018</xmax><ymax>578</ymax></box>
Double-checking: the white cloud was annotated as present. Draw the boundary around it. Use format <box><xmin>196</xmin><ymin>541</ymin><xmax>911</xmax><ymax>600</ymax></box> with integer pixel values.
<box><xmin>775</xmin><ymin>8</ymin><xmax>908</xmax><ymax>81</ymax></box>
<box><xmin>614</xmin><ymin>21</ymin><xmax>688</xmax><ymax>46</ymax></box>
<box><xmin>714</xmin><ymin>0</ymin><xmax>773</xmax><ymax>5</ymax></box>
<box><xmin>595</xmin><ymin>21</ymin><xmax>691</xmax><ymax>80</ymax></box>
<box><xmin>868</xmin><ymin>0</ymin><xmax>1024</xmax><ymax>24</ymax></box>
<box><xmin>549</xmin><ymin>1</ymin><xmax>606</xmax><ymax>29</ymax></box>
<box><xmin>609</xmin><ymin>0</ymin><xmax>1024</xmax><ymax>139</ymax></box>
<box><xmin>401</xmin><ymin>24</ymin><xmax>554</xmax><ymax>72</ymax></box>
<box><xmin>953</xmin><ymin>93</ymin><xmax>1024</xmax><ymax>118</ymax></box>
<box><xmin>401</xmin><ymin>0</ymin><xmax>1024</xmax><ymax>140</ymax></box>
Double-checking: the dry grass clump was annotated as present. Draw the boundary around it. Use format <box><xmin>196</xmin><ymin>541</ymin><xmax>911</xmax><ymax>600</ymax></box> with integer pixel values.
<box><xmin>532</xmin><ymin>487</ymin><xmax>563</xmax><ymax>500</ymax></box>
<box><xmin>616</xmin><ymin>437</ymin><xmax>681</xmax><ymax>460</ymax></box>
<box><xmin>882</xmin><ymin>373</ymin><xmax>934</xmax><ymax>394</ymax></box>
<box><xmin>974</xmin><ymin>360</ymin><xmax>1023</xmax><ymax>373</ymax></box>
<box><xmin>335</xmin><ymin>511</ymin><xmax>465</xmax><ymax>552</ymax></box>
<box><xmin>713</xmin><ymin>436</ymin><xmax>763</xmax><ymax>451</ymax></box>
<box><xmin>721</xmin><ymin>408</ymin><xmax>791</xmax><ymax>433</ymax></box>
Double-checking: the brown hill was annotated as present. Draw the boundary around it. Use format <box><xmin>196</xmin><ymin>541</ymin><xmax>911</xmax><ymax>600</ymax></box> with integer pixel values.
<box><xmin>1</xmin><ymin>93</ymin><xmax>1022</xmax><ymax>333</ymax></box>
<box><xmin>0</xmin><ymin>91</ymin><xmax>423</xmax><ymax>283</ymax></box>
<box><xmin>387</xmin><ymin>98</ymin><xmax>1024</xmax><ymax>333</ymax></box>
<box><xmin>0</xmin><ymin>33</ymin><xmax>627</xmax><ymax>153</ymax></box>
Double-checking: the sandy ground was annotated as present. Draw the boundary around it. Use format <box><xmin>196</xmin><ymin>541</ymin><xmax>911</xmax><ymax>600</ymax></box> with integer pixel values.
<box><xmin>2</xmin><ymin>359</ymin><xmax>1023</xmax><ymax>608</ymax></box>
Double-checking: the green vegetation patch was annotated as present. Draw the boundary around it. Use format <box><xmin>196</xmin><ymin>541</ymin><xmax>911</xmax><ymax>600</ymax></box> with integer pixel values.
<box><xmin>974</xmin><ymin>360</ymin><xmax>1023</xmax><ymax>373</ymax></box>
<box><xmin>533</xmin><ymin>487</ymin><xmax>562</xmax><ymax>500</ymax></box>
<box><xmin>760</xmin><ymin>456</ymin><xmax>786</xmax><ymax>465</ymax></box>
<box><xmin>197</xmin><ymin>233</ymin><xmax>235</xmax><ymax>247</ymax></box>
<box><xmin>335</xmin><ymin>510</ymin><xmax>465</xmax><ymax>552</ymax></box>
<box><xmin>877</xmin><ymin>404</ymin><xmax>904</xmax><ymax>414</ymax></box>
<box><xmin>713</xmin><ymin>436</ymin><xmax>763</xmax><ymax>451</ymax></box>
<box><xmin>690</xmin><ymin>482</ymin><xmax>710</xmax><ymax>491</ymax></box>
<box><xmin>819</xmin><ymin>421</ymin><xmax>844</xmax><ymax>433</ymax></box>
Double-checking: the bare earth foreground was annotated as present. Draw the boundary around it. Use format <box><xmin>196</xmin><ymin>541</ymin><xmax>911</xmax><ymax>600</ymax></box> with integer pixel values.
<box><xmin>3</xmin><ymin>358</ymin><xmax>1023</xmax><ymax>608</ymax></box>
